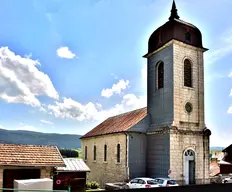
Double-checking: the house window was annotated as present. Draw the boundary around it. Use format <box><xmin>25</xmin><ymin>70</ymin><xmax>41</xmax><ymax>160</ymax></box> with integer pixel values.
<box><xmin>156</xmin><ymin>61</ymin><xmax>164</xmax><ymax>89</ymax></box>
<box><xmin>93</xmin><ymin>145</ymin><xmax>96</xmax><ymax>161</ymax></box>
<box><xmin>84</xmin><ymin>146</ymin><xmax>87</xmax><ymax>160</ymax></box>
<box><xmin>104</xmin><ymin>144</ymin><xmax>107</xmax><ymax>162</ymax></box>
<box><xmin>117</xmin><ymin>143</ymin><xmax>120</xmax><ymax>163</ymax></box>
<box><xmin>184</xmin><ymin>59</ymin><xmax>192</xmax><ymax>87</ymax></box>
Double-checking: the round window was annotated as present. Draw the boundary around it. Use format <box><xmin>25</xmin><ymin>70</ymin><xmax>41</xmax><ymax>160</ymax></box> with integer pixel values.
<box><xmin>185</xmin><ymin>102</ymin><xmax>193</xmax><ymax>113</ymax></box>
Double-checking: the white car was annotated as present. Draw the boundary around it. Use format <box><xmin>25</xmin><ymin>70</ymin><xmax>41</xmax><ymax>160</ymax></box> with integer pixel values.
<box><xmin>154</xmin><ymin>178</ymin><xmax>179</xmax><ymax>187</ymax></box>
<box><xmin>222</xmin><ymin>177</ymin><xmax>232</xmax><ymax>183</ymax></box>
<box><xmin>125</xmin><ymin>177</ymin><xmax>159</xmax><ymax>189</ymax></box>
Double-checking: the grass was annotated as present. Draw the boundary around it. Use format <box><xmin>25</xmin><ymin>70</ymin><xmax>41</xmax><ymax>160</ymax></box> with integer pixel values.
<box><xmin>86</xmin><ymin>189</ymin><xmax>105</xmax><ymax>192</ymax></box>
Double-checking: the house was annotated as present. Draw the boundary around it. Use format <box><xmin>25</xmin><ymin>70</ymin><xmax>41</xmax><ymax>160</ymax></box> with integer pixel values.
<box><xmin>54</xmin><ymin>158</ymin><xmax>90</xmax><ymax>192</ymax></box>
<box><xmin>81</xmin><ymin>0</ymin><xmax>211</xmax><ymax>187</ymax></box>
<box><xmin>0</xmin><ymin>143</ymin><xmax>65</xmax><ymax>189</ymax></box>
<box><xmin>218</xmin><ymin>144</ymin><xmax>232</xmax><ymax>174</ymax></box>
<box><xmin>211</xmin><ymin>151</ymin><xmax>224</xmax><ymax>162</ymax></box>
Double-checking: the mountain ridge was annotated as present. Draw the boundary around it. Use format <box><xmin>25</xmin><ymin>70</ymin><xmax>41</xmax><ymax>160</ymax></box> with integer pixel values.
<box><xmin>0</xmin><ymin>128</ymin><xmax>82</xmax><ymax>149</ymax></box>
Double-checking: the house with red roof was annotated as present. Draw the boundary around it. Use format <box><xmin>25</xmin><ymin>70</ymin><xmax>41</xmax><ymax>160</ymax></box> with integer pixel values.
<box><xmin>0</xmin><ymin>143</ymin><xmax>65</xmax><ymax>189</ymax></box>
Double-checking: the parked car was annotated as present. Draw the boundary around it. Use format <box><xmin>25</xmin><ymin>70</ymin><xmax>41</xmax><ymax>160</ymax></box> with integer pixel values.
<box><xmin>222</xmin><ymin>177</ymin><xmax>232</xmax><ymax>183</ymax></box>
<box><xmin>154</xmin><ymin>178</ymin><xmax>179</xmax><ymax>187</ymax></box>
<box><xmin>125</xmin><ymin>177</ymin><xmax>159</xmax><ymax>189</ymax></box>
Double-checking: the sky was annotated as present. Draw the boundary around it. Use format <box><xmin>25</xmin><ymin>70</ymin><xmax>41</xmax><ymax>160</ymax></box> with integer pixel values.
<box><xmin>0</xmin><ymin>0</ymin><xmax>231</xmax><ymax>147</ymax></box>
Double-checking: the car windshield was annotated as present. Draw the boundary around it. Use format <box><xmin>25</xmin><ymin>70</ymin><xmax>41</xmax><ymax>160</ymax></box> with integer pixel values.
<box><xmin>147</xmin><ymin>180</ymin><xmax>157</xmax><ymax>185</ymax></box>
<box><xmin>168</xmin><ymin>180</ymin><xmax>177</xmax><ymax>185</ymax></box>
<box><xmin>154</xmin><ymin>179</ymin><xmax>164</xmax><ymax>184</ymax></box>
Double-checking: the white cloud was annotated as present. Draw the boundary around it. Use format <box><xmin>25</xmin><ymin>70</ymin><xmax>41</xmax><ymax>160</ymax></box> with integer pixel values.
<box><xmin>48</xmin><ymin>93</ymin><xmax>146</xmax><ymax>122</ymax></box>
<box><xmin>56</xmin><ymin>46</ymin><xmax>77</xmax><ymax>59</ymax></box>
<box><xmin>110</xmin><ymin>73</ymin><xmax>118</xmax><ymax>79</ymax></box>
<box><xmin>227</xmin><ymin>106</ymin><xmax>232</xmax><ymax>114</ymax></box>
<box><xmin>0</xmin><ymin>46</ymin><xmax>59</xmax><ymax>107</ymax></box>
<box><xmin>229</xmin><ymin>72</ymin><xmax>232</xmax><ymax>78</ymax></box>
<box><xmin>40</xmin><ymin>119</ymin><xmax>54</xmax><ymax>125</ymax></box>
<box><xmin>205</xmin><ymin>28</ymin><xmax>232</xmax><ymax>65</ymax></box>
<box><xmin>39</xmin><ymin>107</ymin><xmax>47</xmax><ymax>112</ymax></box>
<box><xmin>101</xmin><ymin>79</ymin><xmax>129</xmax><ymax>98</ymax></box>
<box><xmin>0</xmin><ymin>125</ymin><xmax>4</xmax><ymax>129</ymax></box>
<box><xmin>48</xmin><ymin>98</ymin><xmax>99</xmax><ymax>121</ymax></box>
<box><xmin>229</xmin><ymin>72</ymin><xmax>232</xmax><ymax>97</ymax></box>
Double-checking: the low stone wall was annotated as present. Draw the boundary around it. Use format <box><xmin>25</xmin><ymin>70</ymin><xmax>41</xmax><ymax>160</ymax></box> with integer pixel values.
<box><xmin>105</xmin><ymin>183</ymin><xmax>127</xmax><ymax>190</ymax></box>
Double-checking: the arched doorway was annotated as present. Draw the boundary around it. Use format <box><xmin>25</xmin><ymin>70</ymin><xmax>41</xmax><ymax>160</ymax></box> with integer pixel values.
<box><xmin>184</xmin><ymin>149</ymin><xmax>195</xmax><ymax>185</ymax></box>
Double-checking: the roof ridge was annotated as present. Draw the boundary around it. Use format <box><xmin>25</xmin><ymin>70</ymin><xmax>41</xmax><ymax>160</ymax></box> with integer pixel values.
<box><xmin>0</xmin><ymin>143</ymin><xmax>57</xmax><ymax>147</ymax></box>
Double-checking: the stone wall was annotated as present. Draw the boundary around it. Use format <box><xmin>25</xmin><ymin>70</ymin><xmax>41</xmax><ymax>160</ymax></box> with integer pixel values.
<box><xmin>172</xmin><ymin>40</ymin><xmax>205</xmax><ymax>130</ymax></box>
<box><xmin>81</xmin><ymin>133</ymin><xmax>127</xmax><ymax>187</ymax></box>
<box><xmin>169</xmin><ymin>131</ymin><xmax>210</xmax><ymax>185</ymax></box>
<box><xmin>40</xmin><ymin>167</ymin><xmax>53</xmax><ymax>178</ymax></box>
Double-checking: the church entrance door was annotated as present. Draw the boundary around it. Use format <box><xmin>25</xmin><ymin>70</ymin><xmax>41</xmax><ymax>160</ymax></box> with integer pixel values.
<box><xmin>184</xmin><ymin>149</ymin><xmax>195</xmax><ymax>185</ymax></box>
<box><xmin>189</xmin><ymin>160</ymin><xmax>195</xmax><ymax>184</ymax></box>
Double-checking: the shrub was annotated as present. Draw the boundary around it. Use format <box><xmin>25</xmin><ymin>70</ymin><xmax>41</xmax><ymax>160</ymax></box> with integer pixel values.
<box><xmin>86</xmin><ymin>181</ymin><xmax>92</xmax><ymax>189</ymax></box>
<box><xmin>86</xmin><ymin>181</ymin><xmax>100</xmax><ymax>189</ymax></box>
<box><xmin>90</xmin><ymin>181</ymin><xmax>100</xmax><ymax>189</ymax></box>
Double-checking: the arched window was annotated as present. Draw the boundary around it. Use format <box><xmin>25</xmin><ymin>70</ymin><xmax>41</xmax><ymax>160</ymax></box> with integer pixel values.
<box><xmin>184</xmin><ymin>59</ymin><xmax>192</xmax><ymax>87</ymax></box>
<box><xmin>117</xmin><ymin>143</ymin><xmax>120</xmax><ymax>163</ymax></box>
<box><xmin>156</xmin><ymin>61</ymin><xmax>164</xmax><ymax>89</ymax></box>
<box><xmin>104</xmin><ymin>144</ymin><xmax>107</xmax><ymax>162</ymax></box>
<box><xmin>93</xmin><ymin>145</ymin><xmax>96</xmax><ymax>161</ymax></box>
<box><xmin>84</xmin><ymin>146</ymin><xmax>87</xmax><ymax>160</ymax></box>
<box><xmin>185</xmin><ymin>32</ymin><xmax>191</xmax><ymax>42</ymax></box>
<box><xmin>184</xmin><ymin>149</ymin><xmax>194</xmax><ymax>157</ymax></box>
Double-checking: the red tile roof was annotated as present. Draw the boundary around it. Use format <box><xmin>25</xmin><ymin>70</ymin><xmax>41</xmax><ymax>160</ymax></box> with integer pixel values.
<box><xmin>81</xmin><ymin>107</ymin><xmax>147</xmax><ymax>139</ymax></box>
<box><xmin>0</xmin><ymin>143</ymin><xmax>65</xmax><ymax>167</ymax></box>
<box><xmin>210</xmin><ymin>162</ymin><xmax>220</xmax><ymax>176</ymax></box>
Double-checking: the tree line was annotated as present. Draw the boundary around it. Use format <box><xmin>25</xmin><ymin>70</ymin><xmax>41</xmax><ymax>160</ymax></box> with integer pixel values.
<box><xmin>59</xmin><ymin>148</ymin><xmax>82</xmax><ymax>158</ymax></box>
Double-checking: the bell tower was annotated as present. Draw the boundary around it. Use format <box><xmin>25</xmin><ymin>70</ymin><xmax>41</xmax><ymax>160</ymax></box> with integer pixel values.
<box><xmin>144</xmin><ymin>0</ymin><xmax>211</xmax><ymax>185</ymax></box>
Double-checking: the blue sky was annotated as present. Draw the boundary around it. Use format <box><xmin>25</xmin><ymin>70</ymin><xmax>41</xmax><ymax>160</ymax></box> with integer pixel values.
<box><xmin>0</xmin><ymin>0</ymin><xmax>231</xmax><ymax>147</ymax></box>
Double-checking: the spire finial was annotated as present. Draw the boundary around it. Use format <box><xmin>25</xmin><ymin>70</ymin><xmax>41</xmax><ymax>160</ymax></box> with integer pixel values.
<box><xmin>169</xmin><ymin>0</ymin><xmax>180</xmax><ymax>21</ymax></box>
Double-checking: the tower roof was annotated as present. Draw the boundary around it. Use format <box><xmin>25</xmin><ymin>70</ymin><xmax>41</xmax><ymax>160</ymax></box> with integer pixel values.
<box><xmin>144</xmin><ymin>0</ymin><xmax>208</xmax><ymax>58</ymax></box>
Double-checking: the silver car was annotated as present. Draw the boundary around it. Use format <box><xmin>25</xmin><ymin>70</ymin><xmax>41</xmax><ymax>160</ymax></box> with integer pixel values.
<box><xmin>222</xmin><ymin>177</ymin><xmax>232</xmax><ymax>183</ymax></box>
<box><xmin>125</xmin><ymin>177</ymin><xmax>159</xmax><ymax>189</ymax></box>
<box><xmin>154</xmin><ymin>178</ymin><xmax>179</xmax><ymax>187</ymax></box>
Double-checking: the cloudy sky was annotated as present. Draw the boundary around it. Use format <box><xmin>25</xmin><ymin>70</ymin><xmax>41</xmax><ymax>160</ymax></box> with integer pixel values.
<box><xmin>0</xmin><ymin>0</ymin><xmax>231</xmax><ymax>147</ymax></box>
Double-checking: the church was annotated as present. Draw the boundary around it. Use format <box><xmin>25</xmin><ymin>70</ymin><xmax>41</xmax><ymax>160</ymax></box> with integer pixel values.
<box><xmin>81</xmin><ymin>0</ymin><xmax>211</xmax><ymax>186</ymax></box>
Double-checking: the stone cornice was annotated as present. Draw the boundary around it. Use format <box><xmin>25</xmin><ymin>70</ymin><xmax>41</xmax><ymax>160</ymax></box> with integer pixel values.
<box><xmin>147</xmin><ymin>126</ymin><xmax>211</xmax><ymax>136</ymax></box>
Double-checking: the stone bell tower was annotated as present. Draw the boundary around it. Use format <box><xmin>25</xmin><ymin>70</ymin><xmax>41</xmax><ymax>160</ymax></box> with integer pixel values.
<box><xmin>144</xmin><ymin>0</ymin><xmax>211</xmax><ymax>185</ymax></box>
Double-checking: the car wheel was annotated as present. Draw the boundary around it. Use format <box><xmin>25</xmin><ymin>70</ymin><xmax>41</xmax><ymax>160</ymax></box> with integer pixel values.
<box><xmin>124</xmin><ymin>185</ymin><xmax>129</xmax><ymax>189</ymax></box>
<box><xmin>224</xmin><ymin>180</ymin><xmax>228</xmax><ymax>184</ymax></box>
